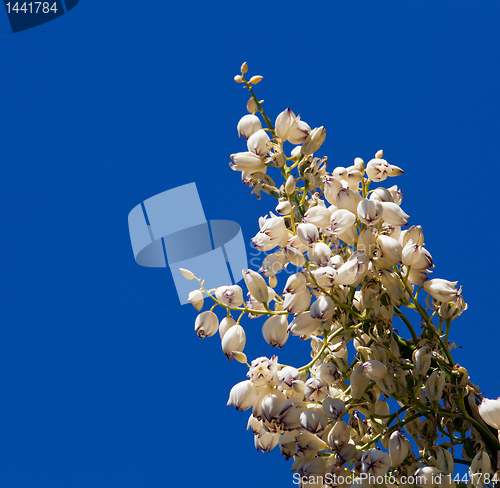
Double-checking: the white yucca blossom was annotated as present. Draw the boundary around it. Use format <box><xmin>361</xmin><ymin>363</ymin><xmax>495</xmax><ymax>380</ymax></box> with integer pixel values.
<box><xmin>182</xmin><ymin>66</ymin><xmax>494</xmax><ymax>487</ymax></box>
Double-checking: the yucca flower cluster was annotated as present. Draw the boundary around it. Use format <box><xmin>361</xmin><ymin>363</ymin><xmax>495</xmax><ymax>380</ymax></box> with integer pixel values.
<box><xmin>182</xmin><ymin>63</ymin><xmax>500</xmax><ymax>488</ymax></box>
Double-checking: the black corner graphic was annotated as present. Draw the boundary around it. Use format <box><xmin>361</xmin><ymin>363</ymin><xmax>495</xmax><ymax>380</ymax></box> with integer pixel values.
<box><xmin>3</xmin><ymin>0</ymin><xmax>79</xmax><ymax>33</ymax></box>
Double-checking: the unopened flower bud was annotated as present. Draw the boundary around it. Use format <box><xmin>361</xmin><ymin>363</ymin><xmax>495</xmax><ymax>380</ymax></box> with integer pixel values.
<box><xmin>247</xmin><ymin>97</ymin><xmax>257</xmax><ymax>113</ymax></box>
<box><xmin>187</xmin><ymin>289</ymin><xmax>204</xmax><ymax>311</ymax></box>
<box><xmin>234</xmin><ymin>75</ymin><xmax>243</xmax><ymax>83</ymax></box>
<box><xmin>240</xmin><ymin>61</ymin><xmax>248</xmax><ymax>74</ymax></box>
<box><xmin>179</xmin><ymin>268</ymin><xmax>194</xmax><ymax>280</ymax></box>
<box><xmin>243</xmin><ymin>269</ymin><xmax>269</xmax><ymax>304</ymax></box>
<box><xmin>275</xmin><ymin>108</ymin><xmax>299</xmax><ymax>141</ymax></box>
<box><xmin>285</xmin><ymin>175</ymin><xmax>296</xmax><ymax>195</ymax></box>
<box><xmin>195</xmin><ymin>311</ymin><xmax>218</xmax><ymax>338</ymax></box>
<box><xmin>301</xmin><ymin>126</ymin><xmax>326</xmax><ymax>156</ymax></box>
<box><xmin>227</xmin><ymin>380</ymin><xmax>257</xmax><ymax>411</ymax></box>
<box><xmin>230</xmin><ymin>151</ymin><xmax>266</xmax><ymax>172</ymax></box>
<box><xmin>425</xmin><ymin>370</ymin><xmax>446</xmax><ymax>403</ymax></box>
<box><xmin>248</xmin><ymin>75</ymin><xmax>263</xmax><ymax>84</ymax></box>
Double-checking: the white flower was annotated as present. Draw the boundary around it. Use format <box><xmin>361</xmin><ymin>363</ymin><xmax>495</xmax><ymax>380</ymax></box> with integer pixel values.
<box><xmin>328</xmin><ymin>209</ymin><xmax>356</xmax><ymax>238</ymax></box>
<box><xmin>423</xmin><ymin>278</ymin><xmax>461</xmax><ymax>303</ymax></box>
<box><xmin>300</xmin><ymin>406</ymin><xmax>329</xmax><ymax>434</ymax></box>
<box><xmin>380</xmin><ymin>201</ymin><xmax>409</xmax><ymax>226</ymax></box>
<box><xmin>304</xmin><ymin>377</ymin><xmax>329</xmax><ymax>402</ymax></box>
<box><xmin>187</xmin><ymin>289</ymin><xmax>204</xmax><ymax>311</ymax></box>
<box><xmin>311</xmin><ymin>266</ymin><xmax>336</xmax><ymax>288</ymax></box>
<box><xmin>350</xmin><ymin>365</ymin><xmax>371</xmax><ymax>399</ymax></box>
<box><xmin>277</xmin><ymin>398</ymin><xmax>305</xmax><ymax>430</ymax></box>
<box><xmin>389</xmin><ymin>431</ymin><xmax>409</xmax><ymax>467</ymax></box>
<box><xmin>366</xmin><ymin>158</ymin><xmax>392</xmax><ymax>182</ymax></box>
<box><xmin>243</xmin><ymin>269</ymin><xmax>269</xmax><ymax>304</ymax></box>
<box><xmin>288</xmin><ymin>120</ymin><xmax>311</xmax><ymax>145</ymax></box>
<box><xmin>248</xmin><ymin>356</ymin><xmax>280</xmax><ymax>388</ymax></box>
<box><xmin>275</xmin><ymin>200</ymin><xmax>292</xmax><ymax>215</ymax></box>
<box><xmin>247</xmin><ymin>129</ymin><xmax>270</xmax><ymax>157</ymax></box>
<box><xmin>412</xmin><ymin>346</ymin><xmax>432</xmax><ymax>376</ymax></box>
<box><xmin>361</xmin><ymin>360</ymin><xmax>387</xmax><ymax>380</ymax></box>
<box><xmin>283</xmin><ymin>273</ymin><xmax>307</xmax><ymax>294</ymax></box>
<box><xmin>262</xmin><ymin>315</ymin><xmax>289</xmax><ymax>348</ymax></box>
<box><xmin>322</xmin><ymin>397</ymin><xmax>346</xmax><ymax>420</ymax></box>
<box><xmin>218</xmin><ymin>316</ymin><xmax>236</xmax><ymax>339</ymax></box>
<box><xmin>470</xmin><ymin>451</ymin><xmax>492</xmax><ymax>488</ymax></box>
<box><xmin>283</xmin><ymin>288</ymin><xmax>311</xmax><ymax>314</ymax></box>
<box><xmin>357</xmin><ymin>198</ymin><xmax>383</xmax><ymax>225</ymax></box>
<box><xmin>260</xmin><ymin>390</ymin><xmax>286</xmax><ymax>423</ymax></box>
<box><xmin>227</xmin><ymin>380</ymin><xmax>258</xmax><ymax>411</ymax></box>
<box><xmin>478</xmin><ymin>397</ymin><xmax>500</xmax><ymax>430</ymax></box>
<box><xmin>308</xmin><ymin>242</ymin><xmax>331</xmax><ymax>267</ymax></box>
<box><xmin>275</xmin><ymin>366</ymin><xmax>300</xmax><ymax>389</ymax></box>
<box><xmin>275</xmin><ymin>108</ymin><xmax>299</xmax><ymax>141</ymax></box>
<box><xmin>237</xmin><ymin>114</ymin><xmax>262</xmax><ymax>139</ymax></box>
<box><xmin>303</xmin><ymin>205</ymin><xmax>332</xmax><ymax>228</ymax></box>
<box><xmin>215</xmin><ymin>285</ymin><xmax>244</xmax><ymax>307</ymax></box>
<box><xmin>194</xmin><ymin>311</ymin><xmax>218</xmax><ymax>338</ymax></box>
<box><xmin>360</xmin><ymin>448</ymin><xmax>391</xmax><ymax>478</ymax></box>
<box><xmin>297</xmin><ymin>222</ymin><xmax>319</xmax><ymax>246</ymax></box>
<box><xmin>221</xmin><ymin>324</ymin><xmax>246</xmax><ymax>360</ymax></box>
<box><xmin>425</xmin><ymin>370</ymin><xmax>446</xmax><ymax>402</ymax></box>
<box><xmin>335</xmin><ymin>187</ymin><xmax>361</xmax><ymax>215</ymax></box>
<box><xmin>284</xmin><ymin>245</ymin><xmax>306</xmax><ymax>267</ymax></box>
<box><xmin>288</xmin><ymin>311</ymin><xmax>320</xmax><ymax>336</ymax></box>
<box><xmin>315</xmin><ymin>362</ymin><xmax>342</xmax><ymax>384</ymax></box>
<box><xmin>327</xmin><ymin>420</ymin><xmax>350</xmax><ymax>448</ymax></box>
<box><xmin>309</xmin><ymin>296</ymin><xmax>335</xmax><ymax>320</ymax></box>
<box><xmin>323</xmin><ymin>176</ymin><xmax>342</xmax><ymax>205</ymax></box>
<box><xmin>254</xmin><ymin>432</ymin><xmax>279</xmax><ymax>453</ymax></box>
<box><xmin>301</xmin><ymin>126</ymin><xmax>326</xmax><ymax>156</ymax></box>
<box><xmin>377</xmin><ymin>234</ymin><xmax>403</xmax><ymax>265</ymax></box>
<box><xmin>259</xmin><ymin>251</ymin><xmax>286</xmax><ymax>277</ymax></box>
<box><xmin>229</xmin><ymin>151</ymin><xmax>266</xmax><ymax>172</ymax></box>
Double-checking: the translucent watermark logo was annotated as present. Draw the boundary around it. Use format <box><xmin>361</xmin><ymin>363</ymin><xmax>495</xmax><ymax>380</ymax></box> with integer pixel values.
<box><xmin>128</xmin><ymin>183</ymin><xmax>248</xmax><ymax>305</ymax></box>
<box><xmin>2</xmin><ymin>0</ymin><xmax>79</xmax><ymax>33</ymax></box>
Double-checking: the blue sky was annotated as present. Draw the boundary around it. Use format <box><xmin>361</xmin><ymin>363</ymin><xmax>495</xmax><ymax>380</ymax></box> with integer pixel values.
<box><xmin>1</xmin><ymin>1</ymin><xmax>499</xmax><ymax>487</ymax></box>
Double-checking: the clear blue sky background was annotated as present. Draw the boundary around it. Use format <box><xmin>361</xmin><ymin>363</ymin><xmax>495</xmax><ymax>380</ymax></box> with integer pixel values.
<box><xmin>1</xmin><ymin>2</ymin><xmax>499</xmax><ymax>487</ymax></box>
